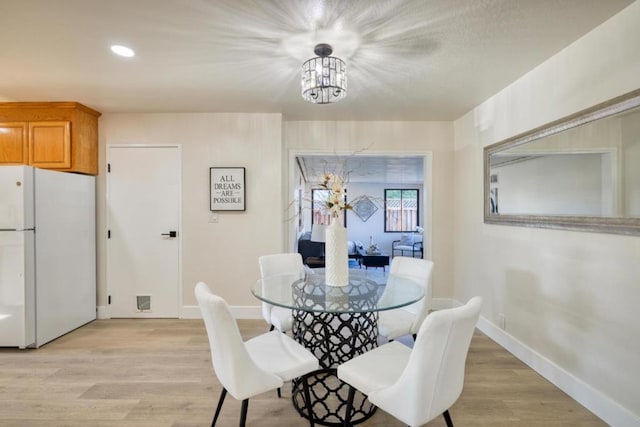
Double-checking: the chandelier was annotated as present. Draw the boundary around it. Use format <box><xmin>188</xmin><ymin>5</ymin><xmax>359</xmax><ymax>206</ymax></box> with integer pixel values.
<box><xmin>301</xmin><ymin>43</ymin><xmax>347</xmax><ymax>104</ymax></box>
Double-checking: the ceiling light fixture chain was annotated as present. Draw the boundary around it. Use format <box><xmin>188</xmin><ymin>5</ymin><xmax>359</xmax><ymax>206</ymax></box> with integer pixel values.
<box><xmin>301</xmin><ymin>43</ymin><xmax>347</xmax><ymax>104</ymax></box>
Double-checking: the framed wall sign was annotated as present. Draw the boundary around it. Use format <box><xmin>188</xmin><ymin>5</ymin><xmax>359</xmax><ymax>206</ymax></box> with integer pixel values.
<box><xmin>210</xmin><ymin>167</ymin><xmax>246</xmax><ymax>211</ymax></box>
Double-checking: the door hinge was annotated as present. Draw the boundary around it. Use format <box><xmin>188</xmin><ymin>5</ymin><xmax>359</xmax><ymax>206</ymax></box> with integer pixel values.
<box><xmin>108</xmin><ymin>230</ymin><xmax>111</xmax><ymax>239</ymax></box>
<box><xmin>107</xmin><ymin>163</ymin><xmax>111</xmax><ymax>173</ymax></box>
<box><xmin>108</xmin><ymin>295</ymin><xmax>111</xmax><ymax>305</ymax></box>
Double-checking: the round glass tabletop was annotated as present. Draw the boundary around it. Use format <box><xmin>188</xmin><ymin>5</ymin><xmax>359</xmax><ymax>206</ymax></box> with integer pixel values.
<box><xmin>252</xmin><ymin>269</ymin><xmax>424</xmax><ymax>314</ymax></box>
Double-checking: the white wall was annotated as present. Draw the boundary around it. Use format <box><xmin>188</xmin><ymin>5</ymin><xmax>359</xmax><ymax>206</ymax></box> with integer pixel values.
<box><xmin>453</xmin><ymin>2</ymin><xmax>640</xmax><ymax>424</ymax></box>
<box><xmin>284</xmin><ymin>121</ymin><xmax>453</xmax><ymax>298</ymax></box>
<box><xmin>97</xmin><ymin>113</ymin><xmax>283</xmax><ymax>310</ymax></box>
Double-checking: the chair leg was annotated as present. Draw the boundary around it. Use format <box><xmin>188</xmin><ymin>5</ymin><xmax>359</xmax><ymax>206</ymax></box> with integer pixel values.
<box><xmin>442</xmin><ymin>409</ymin><xmax>454</xmax><ymax>427</ymax></box>
<box><xmin>301</xmin><ymin>375</ymin><xmax>315</xmax><ymax>427</ymax></box>
<box><xmin>211</xmin><ymin>388</ymin><xmax>227</xmax><ymax>426</ymax></box>
<box><xmin>269</xmin><ymin>324</ymin><xmax>275</xmax><ymax>331</ymax></box>
<box><xmin>343</xmin><ymin>385</ymin><xmax>355</xmax><ymax>427</ymax></box>
<box><xmin>277</xmin><ymin>387</ymin><xmax>281</xmax><ymax>398</ymax></box>
<box><xmin>412</xmin><ymin>333</ymin><xmax>417</xmax><ymax>342</ymax></box>
<box><xmin>239</xmin><ymin>399</ymin><xmax>249</xmax><ymax>427</ymax></box>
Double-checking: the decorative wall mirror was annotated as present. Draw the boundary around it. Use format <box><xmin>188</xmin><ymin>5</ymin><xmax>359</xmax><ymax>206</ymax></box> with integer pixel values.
<box><xmin>484</xmin><ymin>89</ymin><xmax>640</xmax><ymax>235</ymax></box>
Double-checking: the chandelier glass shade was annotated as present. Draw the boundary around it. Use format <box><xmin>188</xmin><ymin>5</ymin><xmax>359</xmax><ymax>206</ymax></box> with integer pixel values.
<box><xmin>301</xmin><ymin>43</ymin><xmax>347</xmax><ymax>104</ymax></box>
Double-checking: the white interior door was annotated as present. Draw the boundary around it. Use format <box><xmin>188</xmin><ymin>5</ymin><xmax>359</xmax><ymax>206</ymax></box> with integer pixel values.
<box><xmin>107</xmin><ymin>146</ymin><xmax>181</xmax><ymax>318</ymax></box>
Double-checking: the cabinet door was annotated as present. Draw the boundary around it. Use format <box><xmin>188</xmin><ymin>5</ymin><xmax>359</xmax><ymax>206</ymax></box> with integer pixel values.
<box><xmin>0</xmin><ymin>122</ymin><xmax>28</xmax><ymax>165</ymax></box>
<box><xmin>28</xmin><ymin>121</ymin><xmax>71</xmax><ymax>169</ymax></box>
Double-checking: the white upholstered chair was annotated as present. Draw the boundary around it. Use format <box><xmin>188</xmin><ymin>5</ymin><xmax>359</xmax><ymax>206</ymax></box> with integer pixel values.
<box><xmin>338</xmin><ymin>296</ymin><xmax>482</xmax><ymax>427</ymax></box>
<box><xmin>258</xmin><ymin>253</ymin><xmax>304</xmax><ymax>333</ymax></box>
<box><xmin>378</xmin><ymin>256</ymin><xmax>433</xmax><ymax>342</ymax></box>
<box><xmin>391</xmin><ymin>233</ymin><xmax>423</xmax><ymax>258</ymax></box>
<box><xmin>195</xmin><ymin>282</ymin><xmax>319</xmax><ymax>427</ymax></box>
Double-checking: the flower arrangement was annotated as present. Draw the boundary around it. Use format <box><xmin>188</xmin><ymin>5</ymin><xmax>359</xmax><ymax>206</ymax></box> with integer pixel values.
<box><xmin>319</xmin><ymin>172</ymin><xmax>352</xmax><ymax>218</ymax></box>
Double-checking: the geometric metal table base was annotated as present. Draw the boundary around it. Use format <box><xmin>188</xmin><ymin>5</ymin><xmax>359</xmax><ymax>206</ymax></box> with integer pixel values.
<box><xmin>251</xmin><ymin>271</ymin><xmax>425</xmax><ymax>425</ymax></box>
<box><xmin>292</xmin><ymin>310</ymin><xmax>378</xmax><ymax>426</ymax></box>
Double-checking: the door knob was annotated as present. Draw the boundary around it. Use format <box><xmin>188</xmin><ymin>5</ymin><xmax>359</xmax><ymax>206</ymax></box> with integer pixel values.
<box><xmin>161</xmin><ymin>231</ymin><xmax>177</xmax><ymax>238</ymax></box>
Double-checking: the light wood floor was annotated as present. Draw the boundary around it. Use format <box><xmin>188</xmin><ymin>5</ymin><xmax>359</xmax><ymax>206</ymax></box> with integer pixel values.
<box><xmin>0</xmin><ymin>319</ymin><xmax>606</xmax><ymax>426</ymax></box>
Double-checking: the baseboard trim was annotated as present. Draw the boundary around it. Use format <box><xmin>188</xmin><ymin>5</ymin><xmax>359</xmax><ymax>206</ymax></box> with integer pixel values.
<box><xmin>431</xmin><ymin>297</ymin><xmax>456</xmax><ymax>310</ymax></box>
<box><xmin>113</xmin><ymin>299</ymin><xmax>453</xmax><ymax>320</ymax></box>
<box><xmin>97</xmin><ymin>305</ymin><xmax>110</xmax><ymax>319</ymax></box>
<box><xmin>231</xmin><ymin>306</ymin><xmax>262</xmax><ymax>320</ymax></box>
<box><xmin>180</xmin><ymin>305</ymin><xmax>201</xmax><ymax>319</ymax></box>
<box><xmin>476</xmin><ymin>315</ymin><xmax>639</xmax><ymax>427</ymax></box>
<box><xmin>181</xmin><ymin>305</ymin><xmax>262</xmax><ymax>320</ymax></box>
<box><xmin>98</xmin><ymin>305</ymin><xmax>261</xmax><ymax>320</ymax></box>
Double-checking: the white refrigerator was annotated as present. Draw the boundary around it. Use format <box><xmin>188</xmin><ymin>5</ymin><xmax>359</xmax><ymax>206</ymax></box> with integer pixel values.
<box><xmin>0</xmin><ymin>166</ymin><xmax>96</xmax><ymax>348</ymax></box>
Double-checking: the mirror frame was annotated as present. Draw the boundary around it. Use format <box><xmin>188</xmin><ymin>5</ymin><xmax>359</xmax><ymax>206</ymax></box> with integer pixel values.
<box><xmin>484</xmin><ymin>89</ymin><xmax>640</xmax><ymax>236</ymax></box>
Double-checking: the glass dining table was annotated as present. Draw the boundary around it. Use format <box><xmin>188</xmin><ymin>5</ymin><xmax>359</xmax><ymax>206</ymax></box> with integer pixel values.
<box><xmin>251</xmin><ymin>269</ymin><xmax>424</xmax><ymax>426</ymax></box>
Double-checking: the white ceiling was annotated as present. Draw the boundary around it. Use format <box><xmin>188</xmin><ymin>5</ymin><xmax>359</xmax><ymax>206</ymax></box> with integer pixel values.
<box><xmin>0</xmin><ymin>0</ymin><xmax>633</xmax><ymax>121</ymax></box>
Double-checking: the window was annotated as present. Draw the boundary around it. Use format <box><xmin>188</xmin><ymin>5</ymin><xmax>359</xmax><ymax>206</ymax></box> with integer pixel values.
<box><xmin>312</xmin><ymin>188</ymin><xmax>347</xmax><ymax>226</ymax></box>
<box><xmin>384</xmin><ymin>189</ymin><xmax>419</xmax><ymax>232</ymax></box>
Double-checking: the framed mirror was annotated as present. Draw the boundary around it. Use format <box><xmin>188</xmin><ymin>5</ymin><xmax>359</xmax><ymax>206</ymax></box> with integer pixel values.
<box><xmin>484</xmin><ymin>89</ymin><xmax>640</xmax><ymax>235</ymax></box>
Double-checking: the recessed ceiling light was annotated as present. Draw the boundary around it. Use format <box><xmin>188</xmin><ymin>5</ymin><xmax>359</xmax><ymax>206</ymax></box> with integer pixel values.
<box><xmin>110</xmin><ymin>45</ymin><xmax>135</xmax><ymax>57</ymax></box>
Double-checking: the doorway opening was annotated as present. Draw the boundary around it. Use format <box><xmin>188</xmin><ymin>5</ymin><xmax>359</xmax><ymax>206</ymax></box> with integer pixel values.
<box><xmin>289</xmin><ymin>153</ymin><xmax>431</xmax><ymax>267</ymax></box>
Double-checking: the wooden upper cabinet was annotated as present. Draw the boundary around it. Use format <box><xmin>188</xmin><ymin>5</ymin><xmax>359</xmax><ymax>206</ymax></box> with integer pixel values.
<box><xmin>0</xmin><ymin>122</ymin><xmax>28</xmax><ymax>165</ymax></box>
<box><xmin>29</xmin><ymin>121</ymin><xmax>71</xmax><ymax>168</ymax></box>
<box><xmin>0</xmin><ymin>102</ymin><xmax>101</xmax><ymax>175</ymax></box>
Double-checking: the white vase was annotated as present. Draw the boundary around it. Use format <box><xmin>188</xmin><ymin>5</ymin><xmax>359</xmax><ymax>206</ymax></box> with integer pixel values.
<box><xmin>324</xmin><ymin>216</ymin><xmax>349</xmax><ymax>287</ymax></box>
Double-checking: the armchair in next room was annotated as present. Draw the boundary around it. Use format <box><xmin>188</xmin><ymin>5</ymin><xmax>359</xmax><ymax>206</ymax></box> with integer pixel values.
<box><xmin>392</xmin><ymin>232</ymin><xmax>423</xmax><ymax>258</ymax></box>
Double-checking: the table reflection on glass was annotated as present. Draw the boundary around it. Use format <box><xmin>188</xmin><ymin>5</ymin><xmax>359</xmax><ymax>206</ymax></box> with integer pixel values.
<box><xmin>251</xmin><ymin>269</ymin><xmax>424</xmax><ymax>426</ymax></box>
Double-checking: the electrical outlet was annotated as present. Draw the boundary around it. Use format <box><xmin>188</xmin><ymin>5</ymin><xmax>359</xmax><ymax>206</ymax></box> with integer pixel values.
<box><xmin>209</xmin><ymin>212</ymin><xmax>219</xmax><ymax>223</ymax></box>
<box><xmin>498</xmin><ymin>313</ymin><xmax>506</xmax><ymax>330</ymax></box>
